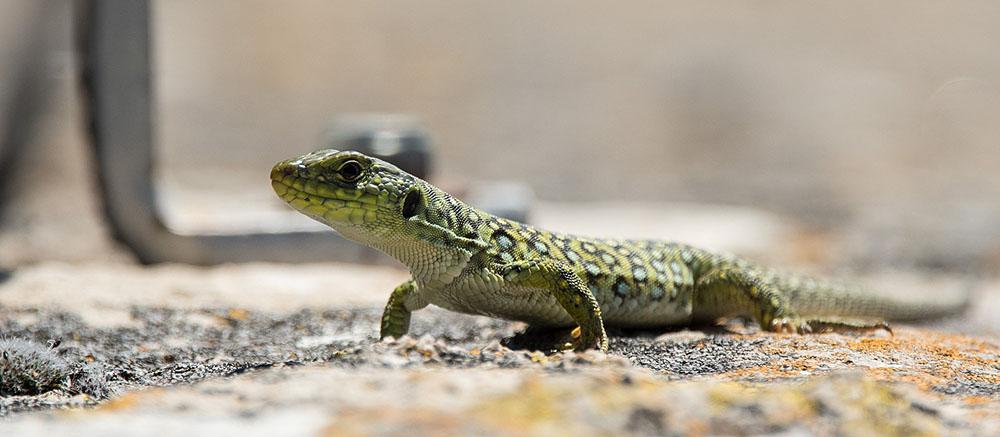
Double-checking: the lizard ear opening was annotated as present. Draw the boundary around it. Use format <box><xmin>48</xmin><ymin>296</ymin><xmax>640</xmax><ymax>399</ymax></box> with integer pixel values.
<box><xmin>401</xmin><ymin>186</ymin><xmax>424</xmax><ymax>219</ymax></box>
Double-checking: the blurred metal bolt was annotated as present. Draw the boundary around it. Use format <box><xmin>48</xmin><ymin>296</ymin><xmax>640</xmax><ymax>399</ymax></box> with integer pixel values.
<box><xmin>324</xmin><ymin>114</ymin><xmax>432</xmax><ymax>179</ymax></box>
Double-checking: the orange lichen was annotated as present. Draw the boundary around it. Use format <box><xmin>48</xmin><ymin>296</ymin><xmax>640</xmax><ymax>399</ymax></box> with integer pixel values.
<box><xmin>323</xmin><ymin>407</ymin><xmax>464</xmax><ymax>437</ymax></box>
<box><xmin>844</xmin><ymin>330</ymin><xmax>999</xmax><ymax>388</ymax></box>
<box><xmin>225</xmin><ymin>308</ymin><xmax>250</xmax><ymax>321</ymax></box>
<box><xmin>716</xmin><ymin>327</ymin><xmax>998</xmax><ymax>412</ymax></box>
<box><xmin>90</xmin><ymin>390</ymin><xmax>151</xmax><ymax>412</ymax></box>
<box><xmin>723</xmin><ymin>362</ymin><xmax>821</xmax><ymax>379</ymax></box>
<box><xmin>964</xmin><ymin>396</ymin><xmax>991</xmax><ymax>406</ymax></box>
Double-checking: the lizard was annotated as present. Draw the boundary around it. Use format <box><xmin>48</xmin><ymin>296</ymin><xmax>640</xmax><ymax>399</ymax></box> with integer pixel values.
<box><xmin>270</xmin><ymin>149</ymin><xmax>967</xmax><ymax>352</ymax></box>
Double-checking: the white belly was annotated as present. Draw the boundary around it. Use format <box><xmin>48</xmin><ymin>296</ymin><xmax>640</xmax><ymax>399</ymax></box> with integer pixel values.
<box><xmin>419</xmin><ymin>271</ymin><xmax>694</xmax><ymax>328</ymax></box>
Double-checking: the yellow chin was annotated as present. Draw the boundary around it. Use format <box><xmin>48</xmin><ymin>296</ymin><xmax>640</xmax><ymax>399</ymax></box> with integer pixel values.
<box><xmin>279</xmin><ymin>191</ymin><xmax>374</xmax><ymax>228</ymax></box>
<box><xmin>272</xmin><ymin>174</ymin><xmax>381</xmax><ymax>229</ymax></box>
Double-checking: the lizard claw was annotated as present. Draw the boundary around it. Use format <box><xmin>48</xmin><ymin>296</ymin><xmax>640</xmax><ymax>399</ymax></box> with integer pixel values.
<box><xmin>766</xmin><ymin>316</ymin><xmax>893</xmax><ymax>336</ymax></box>
<box><xmin>567</xmin><ymin>326</ymin><xmax>609</xmax><ymax>352</ymax></box>
<box><xmin>804</xmin><ymin>319</ymin><xmax>893</xmax><ymax>336</ymax></box>
<box><xmin>766</xmin><ymin>317</ymin><xmax>812</xmax><ymax>334</ymax></box>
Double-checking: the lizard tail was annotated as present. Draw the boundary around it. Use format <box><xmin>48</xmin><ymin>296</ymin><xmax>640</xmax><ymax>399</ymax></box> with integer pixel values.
<box><xmin>775</xmin><ymin>273</ymin><xmax>972</xmax><ymax>322</ymax></box>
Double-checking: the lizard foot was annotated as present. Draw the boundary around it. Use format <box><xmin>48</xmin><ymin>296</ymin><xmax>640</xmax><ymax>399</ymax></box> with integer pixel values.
<box><xmin>568</xmin><ymin>325</ymin><xmax>610</xmax><ymax>352</ymax></box>
<box><xmin>503</xmin><ymin>325</ymin><xmax>608</xmax><ymax>353</ymax></box>
<box><xmin>766</xmin><ymin>317</ymin><xmax>812</xmax><ymax>334</ymax></box>
<box><xmin>764</xmin><ymin>316</ymin><xmax>892</xmax><ymax>336</ymax></box>
<box><xmin>379</xmin><ymin>315</ymin><xmax>410</xmax><ymax>340</ymax></box>
<box><xmin>802</xmin><ymin>318</ymin><xmax>893</xmax><ymax>336</ymax></box>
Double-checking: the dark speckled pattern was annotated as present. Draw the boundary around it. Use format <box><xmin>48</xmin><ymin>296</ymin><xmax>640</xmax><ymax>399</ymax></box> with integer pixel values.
<box><xmin>272</xmin><ymin>150</ymin><xmax>969</xmax><ymax>343</ymax></box>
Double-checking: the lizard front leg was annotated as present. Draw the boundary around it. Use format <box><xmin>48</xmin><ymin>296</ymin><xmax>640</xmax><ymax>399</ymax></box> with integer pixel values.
<box><xmin>693</xmin><ymin>267</ymin><xmax>889</xmax><ymax>334</ymax></box>
<box><xmin>380</xmin><ymin>280</ymin><xmax>427</xmax><ymax>339</ymax></box>
<box><xmin>497</xmin><ymin>259</ymin><xmax>609</xmax><ymax>352</ymax></box>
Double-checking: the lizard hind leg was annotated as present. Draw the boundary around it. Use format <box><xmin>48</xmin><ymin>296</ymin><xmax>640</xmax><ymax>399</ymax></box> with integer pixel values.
<box><xmin>693</xmin><ymin>267</ymin><xmax>891</xmax><ymax>336</ymax></box>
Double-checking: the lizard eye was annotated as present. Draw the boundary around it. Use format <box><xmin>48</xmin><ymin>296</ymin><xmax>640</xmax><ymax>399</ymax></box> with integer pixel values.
<box><xmin>336</xmin><ymin>160</ymin><xmax>363</xmax><ymax>182</ymax></box>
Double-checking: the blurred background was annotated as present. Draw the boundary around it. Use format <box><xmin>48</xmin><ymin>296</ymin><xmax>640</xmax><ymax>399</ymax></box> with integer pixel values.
<box><xmin>2</xmin><ymin>3</ymin><xmax>998</xmax><ymax>430</ymax></box>
<box><xmin>1</xmin><ymin>0</ymin><xmax>999</xmax><ymax>273</ymax></box>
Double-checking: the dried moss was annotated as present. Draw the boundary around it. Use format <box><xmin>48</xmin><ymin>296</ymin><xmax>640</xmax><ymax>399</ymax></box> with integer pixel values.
<box><xmin>0</xmin><ymin>337</ymin><xmax>69</xmax><ymax>396</ymax></box>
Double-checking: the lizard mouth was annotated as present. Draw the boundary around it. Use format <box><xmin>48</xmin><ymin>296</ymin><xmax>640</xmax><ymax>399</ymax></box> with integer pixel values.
<box><xmin>271</xmin><ymin>161</ymin><xmax>377</xmax><ymax>226</ymax></box>
<box><xmin>271</xmin><ymin>178</ymin><xmax>344</xmax><ymax>221</ymax></box>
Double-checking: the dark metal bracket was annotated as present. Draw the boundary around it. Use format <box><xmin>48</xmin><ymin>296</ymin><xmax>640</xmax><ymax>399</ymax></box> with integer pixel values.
<box><xmin>79</xmin><ymin>0</ymin><xmax>376</xmax><ymax>264</ymax></box>
<box><xmin>78</xmin><ymin>0</ymin><xmax>531</xmax><ymax>265</ymax></box>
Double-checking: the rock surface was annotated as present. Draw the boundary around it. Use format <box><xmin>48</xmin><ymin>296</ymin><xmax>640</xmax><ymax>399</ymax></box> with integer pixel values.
<box><xmin>0</xmin><ymin>263</ymin><xmax>997</xmax><ymax>435</ymax></box>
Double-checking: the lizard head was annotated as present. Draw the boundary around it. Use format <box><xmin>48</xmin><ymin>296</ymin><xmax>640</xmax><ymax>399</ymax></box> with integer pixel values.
<box><xmin>270</xmin><ymin>149</ymin><xmax>430</xmax><ymax>245</ymax></box>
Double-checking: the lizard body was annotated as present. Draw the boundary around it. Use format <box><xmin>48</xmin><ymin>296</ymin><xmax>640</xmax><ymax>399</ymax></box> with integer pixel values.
<box><xmin>271</xmin><ymin>149</ymin><xmax>965</xmax><ymax>351</ymax></box>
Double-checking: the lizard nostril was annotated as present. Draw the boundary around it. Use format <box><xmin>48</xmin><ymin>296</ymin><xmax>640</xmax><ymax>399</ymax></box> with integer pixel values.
<box><xmin>281</xmin><ymin>165</ymin><xmax>294</xmax><ymax>176</ymax></box>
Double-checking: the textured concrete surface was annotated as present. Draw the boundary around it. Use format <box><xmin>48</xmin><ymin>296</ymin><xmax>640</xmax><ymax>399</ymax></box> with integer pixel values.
<box><xmin>4</xmin><ymin>368</ymin><xmax>996</xmax><ymax>436</ymax></box>
<box><xmin>1</xmin><ymin>263</ymin><xmax>997</xmax><ymax>434</ymax></box>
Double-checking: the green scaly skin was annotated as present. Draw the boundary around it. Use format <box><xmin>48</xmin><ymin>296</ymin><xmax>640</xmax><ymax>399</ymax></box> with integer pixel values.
<box><xmin>271</xmin><ymin>149</ymin><xmax>966</xmax><ymax>352</ymax></box>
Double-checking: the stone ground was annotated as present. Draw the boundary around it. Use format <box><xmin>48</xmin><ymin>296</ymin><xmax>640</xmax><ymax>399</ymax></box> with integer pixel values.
<box><xmin>0</xmin><ymin>261</ymin><xmax>997</xmax><ymax>435</ymax></box>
